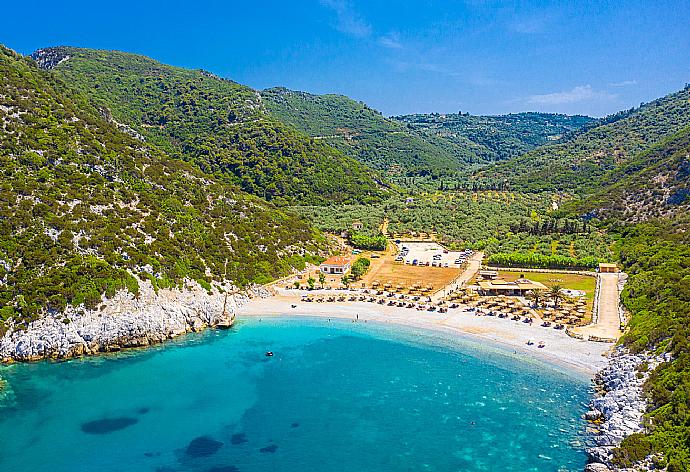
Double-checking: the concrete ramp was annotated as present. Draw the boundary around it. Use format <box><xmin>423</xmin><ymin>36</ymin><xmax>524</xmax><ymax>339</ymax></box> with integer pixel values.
<box><xmin>572</xmin><ymin>273</ymin><xmax>623</xmax><ymax>342</ymax></box>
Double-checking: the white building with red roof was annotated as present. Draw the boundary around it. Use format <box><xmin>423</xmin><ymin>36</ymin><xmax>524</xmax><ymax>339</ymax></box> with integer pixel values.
<box><xmin>319</xmin><ymin>256</ymin><xmax>352</xmax><ymax>275</ymax></box>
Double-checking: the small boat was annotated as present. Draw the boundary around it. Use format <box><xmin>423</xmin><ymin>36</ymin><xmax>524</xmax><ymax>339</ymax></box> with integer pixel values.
<box><xmin>265</xmin><ymin>351</ymin><xmax>274</xmax><ymax>357</ymax></box>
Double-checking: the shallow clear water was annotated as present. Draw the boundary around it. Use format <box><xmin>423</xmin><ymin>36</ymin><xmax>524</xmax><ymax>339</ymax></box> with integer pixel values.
<box><xmin>0</xmin><ymin>318</ymin><xmax>591</xmax><ymax>471</ymax></box>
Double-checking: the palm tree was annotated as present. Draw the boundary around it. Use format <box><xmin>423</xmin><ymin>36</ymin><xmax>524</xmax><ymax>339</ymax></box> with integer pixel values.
<box><xmin>526</xmin><ymin>290</ymin><xmax>544</xmax><ymax>308</ymax></box>
<box><xmin>549</xmin><ymin>284</ymin><xmax>564</xmax><ymax>308</ymax></box>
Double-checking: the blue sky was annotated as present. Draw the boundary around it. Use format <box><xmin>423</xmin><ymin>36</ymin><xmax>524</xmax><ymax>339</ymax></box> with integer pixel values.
<box><xmin>4</xmin><ymin>0</ymin><xmax>689</xmax><ymax>117</ymax></box>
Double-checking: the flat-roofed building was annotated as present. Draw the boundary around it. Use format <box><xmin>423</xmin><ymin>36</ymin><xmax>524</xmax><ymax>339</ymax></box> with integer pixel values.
<box><xmin>598</xmin><ymin>263</ymin><xmax>619</xmax><ymax>273</ymax></box>
<box><xmin>478</xmin><ymin>270</ymin><xmax>499</xmax><ymax>280</ymax></box>
<box><xmin>478</xmin><ymin>277</ymin><xmax>547</xmax><ymax>296</ymax></box>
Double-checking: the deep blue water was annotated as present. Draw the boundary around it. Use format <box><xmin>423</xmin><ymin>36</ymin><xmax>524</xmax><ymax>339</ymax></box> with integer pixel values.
<box><xmin>0</xmin><ymin>318</ymin><xmax>591</xmax><ymax>471</ymax></box>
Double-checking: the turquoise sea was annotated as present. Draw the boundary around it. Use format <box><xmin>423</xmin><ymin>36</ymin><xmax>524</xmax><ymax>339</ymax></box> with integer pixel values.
<box><xmin>0</xmin><ymin>318</ymin><xmax>591</xmax><ymax>471</ymax></box>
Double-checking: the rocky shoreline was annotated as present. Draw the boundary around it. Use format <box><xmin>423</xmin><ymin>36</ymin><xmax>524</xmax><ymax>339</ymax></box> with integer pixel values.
<box><xmin>0</xmin><ymin>284</ymin><xmax>667</xmax><ymax>472</ymax></box>
<box><xmin>585</xmin><ymin>346</ymin><xmax>668</xmax><ymax>471</ymax></box>
<box><xmin>0</xmin><ymin>281</ymin><xmax>253</xmax><ymax>363</ymax></box>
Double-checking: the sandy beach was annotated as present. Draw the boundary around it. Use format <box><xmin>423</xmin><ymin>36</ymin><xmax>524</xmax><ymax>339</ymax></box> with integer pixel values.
<box><xmin>237</xmin><ymin>290</ymin><xmax>613</xmax><ymax>376</ymax></box>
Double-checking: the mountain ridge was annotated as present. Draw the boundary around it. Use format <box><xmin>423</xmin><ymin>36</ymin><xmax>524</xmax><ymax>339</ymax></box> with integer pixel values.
<box><xmin>31</xmin><ymin>46</ymin><xmax>385</xmax><ymax>205</ymax></box>
<box><xmin>261</xmin><ymin>86</ymin><xmax>473</xmax><ymax>177</ymax></box>
<box><xmin>477</xmin><ymin>85</ymin><xmax>690</xmax><ymax>193</ymax></box>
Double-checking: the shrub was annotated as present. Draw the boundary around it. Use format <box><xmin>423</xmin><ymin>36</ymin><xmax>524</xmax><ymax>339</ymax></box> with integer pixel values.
<box><xmin>612</xmin><ymin>433</ymin><xmax>653</xmax><ymax>468</ymax></box>
<box><xmin>349</xmin><ymin>257</ymin><xmax>371</xmax><ymax>280</ymax></box>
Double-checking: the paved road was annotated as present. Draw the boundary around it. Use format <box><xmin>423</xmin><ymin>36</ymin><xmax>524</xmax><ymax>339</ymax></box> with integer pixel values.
<box><xmin>574</xmin><ymin>273</ymin><xmax>622</xmax><ymax>341</ymax></box>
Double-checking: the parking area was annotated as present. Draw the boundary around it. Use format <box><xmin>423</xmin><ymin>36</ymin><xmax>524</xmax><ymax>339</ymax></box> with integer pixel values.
<box><xmin>395</xmin><ymin>242</ymin><xmax>473</xmax><ymax>268</ymax></box>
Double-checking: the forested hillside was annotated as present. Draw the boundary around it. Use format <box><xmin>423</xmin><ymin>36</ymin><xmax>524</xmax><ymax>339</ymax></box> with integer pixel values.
<box><xmin>578</xmin><ymin>127</ymin><xmax>690</xmax><ymax>222</ymax></box>
<box><xmin>32</xmin><ymin>47</ymin><xmax>383</xmax><ymax>205</ymax></box>
<box><xmin>0</xmin><ymin>45</ymin><xmax>326</xmax><ymax>331</ymax></box>
<box><xmin>479</xmin><ymin>86</ymin><xmax>690</xmax><ymax>192</ymax></box>
<box><xmin>395</xmin><ymin>112</ymin><xmax>594</xmax><ymax>163</ymax></box>
<box><xmin>559</xmin><ymin>109</ymin><xmax>690</xmax><ymax>468</ymax></box>
<box><xmin>261</xmin><ymin>87</ymin><xmax>476</xmax><ymax>176</ymax></box>
<box><xmin>608</xmin><ymin>215</ymin><xmax>690</xmax><ymax>471</ymax></box>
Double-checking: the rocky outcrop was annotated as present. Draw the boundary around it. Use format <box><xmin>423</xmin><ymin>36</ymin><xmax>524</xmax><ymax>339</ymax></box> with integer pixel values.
<box><xmin>586</xmin><ymin>346</ymin><xmax>669</xmax><ymax>471</ymax></box>
<box><xmin>0</xmin><ymin>281</ymin><xmax>248</xmax><ymax>363</ymax></box>
<box><xmin>30</xmin><ymin>47</ymin><xmax>71</xmax><ymax>70</ymax></box>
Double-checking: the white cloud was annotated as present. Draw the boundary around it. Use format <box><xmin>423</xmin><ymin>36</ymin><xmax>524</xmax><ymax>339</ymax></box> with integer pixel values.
<box><xmin>320</xmin><ymin>0</ymin><xmax>371</xmax><ymax>38</ymax></box>
<box><xmin>379</xmin><ymin>32</ymin><xmax>403</xmax><ymax>49</ymax></box>
<box><xmin>526</xmin><ymin>85</ymin><xmax>616</xmax><ymax>105</ymax></box>
<box><xmin>609</xmin><ymin>80</ymin><xmax>638</xmax><ymax>87</ymax></box>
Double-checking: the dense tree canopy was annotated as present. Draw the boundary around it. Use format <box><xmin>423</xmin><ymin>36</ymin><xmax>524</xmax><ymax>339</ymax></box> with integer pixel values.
<box><xmin>0</xmin><ymin>45</ymin><xmax>326</xmax><ymax>330</ymax></box>
<box><xmin>33</xmin><ymin>48</ymin><xmax>384</xmax><ymax>206</ymax></box>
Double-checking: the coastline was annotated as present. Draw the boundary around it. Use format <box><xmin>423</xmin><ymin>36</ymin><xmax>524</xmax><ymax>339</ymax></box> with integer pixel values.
<box><xmin>236</xmin><ymin>293</ymin><xmax>612</xmax><ymax>376</ymax></box>
<box><xmin>0</xmin><ymin>286</ymin><xmax>656</xmax><ymax>471</ymax></box>
<box><xmin>584</xmin><ymin>347</ymin><xmax>668</xmax><ymax>471</ymax></box>
<box><xmin>0</xmin><ymin>281</ymin><xmax>247</xmax><ymax>363</ymax></box>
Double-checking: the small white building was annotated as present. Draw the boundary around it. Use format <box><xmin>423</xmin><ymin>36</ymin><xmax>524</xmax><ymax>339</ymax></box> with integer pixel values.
<box><xmin>320</xmin><ymin>256</ymin><xmax>352</xmax><ymax>275</ymax></box>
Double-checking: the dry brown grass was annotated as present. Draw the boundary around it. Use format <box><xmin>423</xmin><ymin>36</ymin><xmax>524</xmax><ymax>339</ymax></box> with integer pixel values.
<box><xmin>361</xmin><ymin>259</ymin><xmax>461</xmax><ymax>294</ymax></box>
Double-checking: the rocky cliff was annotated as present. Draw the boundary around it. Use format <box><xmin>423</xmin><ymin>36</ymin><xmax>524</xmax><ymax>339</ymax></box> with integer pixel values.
<box><xmin>0</xmin><ymin>281</ymin><xmax>249</xmax><ymax>363</ymax></box>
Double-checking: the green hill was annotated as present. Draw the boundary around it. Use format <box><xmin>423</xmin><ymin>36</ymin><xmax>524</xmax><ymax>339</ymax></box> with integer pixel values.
<box><xmin>261</xmin><ymin>87</ymin><xmax>479</xmax><ymax>176</ymax></box>
<box><xmin>544</xmin><ymin>95</ymin><xmax>690</xmax><ymax>468</ymax></box>
<box><xmin>0</xmin><ymin>45</ymin><xmax>325</xmax><ymax>329</ymax></box>
<box><xmin>479</xmin><ymin>86</ymin><xmax>690</xmax><ymax>192</ymax></box>
<box><xmin>578</xmin><ymin>127</ymin><xmax>690</xmax><ymax>222</ymax></box>
<box><xmin>31</xmin><ymin>47</ymin><xmax>383</xmax><ymax>205</ymax></box>
<box><xmin>394</xmin><ymin>112</ymin><xmax>595</xmax><ymax>163</ymax></box>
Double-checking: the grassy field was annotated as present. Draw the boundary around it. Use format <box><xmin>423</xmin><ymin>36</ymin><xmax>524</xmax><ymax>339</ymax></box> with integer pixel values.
<box><xmin>498</xmin><ymin>270</ymin><xmax>597</xmax><ymax>307</ymax></box>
